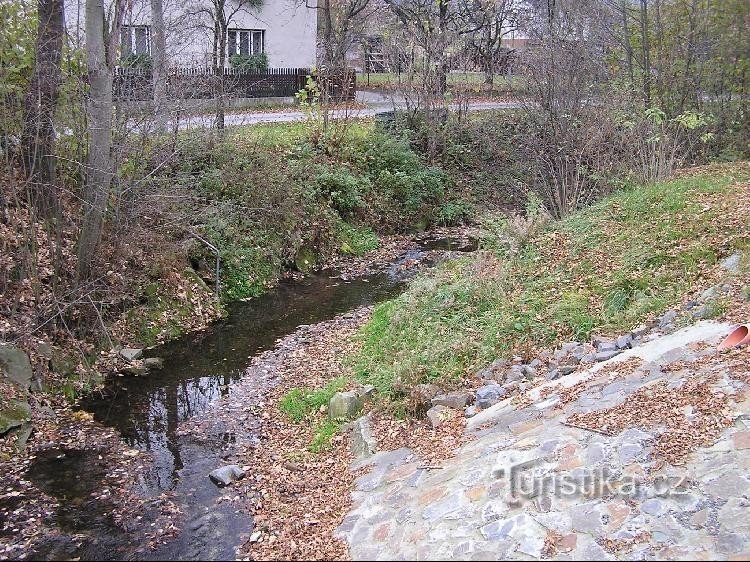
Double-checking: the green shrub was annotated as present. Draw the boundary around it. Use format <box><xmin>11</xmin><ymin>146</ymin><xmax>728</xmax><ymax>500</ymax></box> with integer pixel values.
<box><xmin>435</xmin><ymin>201</ymin><xmax>473</xmax><ymax>226</ymax></box>
<box><xmin>316</xmin><ymin>168</ymin><xmax>370</xmax><ymax>217</ymax></box>
<box><xmin>229</xmin><ymin>52</ymin><xmax>269</xmax><ymax>72</ymax></box>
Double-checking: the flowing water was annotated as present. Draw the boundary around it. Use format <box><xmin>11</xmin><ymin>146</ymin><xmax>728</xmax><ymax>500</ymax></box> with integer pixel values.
<box><xmin>24</xmin><ymin>236</ymin><xmax>477</xmax><ymax>561</ymax></box>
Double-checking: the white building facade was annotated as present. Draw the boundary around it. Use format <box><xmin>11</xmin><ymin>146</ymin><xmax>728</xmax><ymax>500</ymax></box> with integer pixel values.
<box><xmin>65</xmin><ymin>0</ymin><xmax>318</xmax><ymax>69</ymax></box>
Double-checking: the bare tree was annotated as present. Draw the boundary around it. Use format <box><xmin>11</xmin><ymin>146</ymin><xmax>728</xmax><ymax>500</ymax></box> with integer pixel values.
<box><xmin>78</xmin><ymin>0</ymin><xmax>124</xmax><ymax>280</ymax></box>
<box><xmin>312</xmin><ymin>0</ymin><xmax>374</xmax><ymax>69</ymax></box>
<box><xmin>382</xmin><ymin>0</ymin><xmax>456</xmax><ymax>95</ymax></box>
<box><xmin>20</xmin><ymin>0</ymin><xmax>65</xmax><ymax>218</ymax></box>
<box><xmin>457</xmin><ymin>0</ymin><xmax>519</xmax><ymax>86</ymax></box>
<box><xmin>151</xmin><ymin>0</ymin><xmax>168</xmax><ymax>130</ymax></box>
<box><xmin>184</xmin><ymin>0</ymin><xmax>262</xmax><ymax>130</ymax></box>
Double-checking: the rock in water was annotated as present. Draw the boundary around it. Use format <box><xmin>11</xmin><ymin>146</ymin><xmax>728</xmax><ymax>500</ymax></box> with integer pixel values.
<box><xmin>144</xmin><ymin>357</ymin><xmax>164</xmax><ymax>370</ymax></box>
<box><xmin>0</xmin><ymin>345</ymin><xmax>33</xmax><ymax>390</ymax></box>
<box><xmin>329</xmin><ymin>391</ymin><xmax>363</xmax><ymax>419</ymax></box>
<box><xmin>208</xmin><ymin>465</ymin><xmax>246</xmax><ymax>487</ymax></box>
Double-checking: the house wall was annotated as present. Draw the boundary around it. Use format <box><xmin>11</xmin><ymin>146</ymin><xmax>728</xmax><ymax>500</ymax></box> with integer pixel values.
<box><xmin>63</xmin><ymin>0</ymin><xmax>318</xmax><ymax>68</ymax></box>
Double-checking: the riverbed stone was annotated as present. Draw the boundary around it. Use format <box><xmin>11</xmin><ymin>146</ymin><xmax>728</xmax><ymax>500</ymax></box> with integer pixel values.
<box><xmin>596</xmin><ymin>350</ymin><xmax>621</xmax><ymax>362</ymax></box>
<box><xmin>329</xmin><ymin>391</ymin><xmax>363</xmax><ymax>419</ymax></box>
<box><xmin>119</xmin><ymin>347</ymin><xmax>144</xmax><ymax>362</ymax></box>
<box><xmin>0</xmin><ymin>399</ymin><xmax>32</xmax><ymax>434</ymax></box>
<box><xmin>431</xmin><ymin>391</ymin><xmax>472</xmax><ymax>409</ymax></box>
<box><xmin>616</xmin><ymin>333</ymin><xmax>634</xmax><ymax>349</ymax></box>
<box><xmin>475</xmin><ymin>384</ymin><xmax>507</xmax><ymax>409</ymax></box>
<box><xmin>0</xmin><ymin>345</ymin><xmax>33</xmax><ymax>390</ymax></box>
<box><xmin>208</xmin><ymin>464</ymin><xmax>245</xmax><ymax>486</ymax></box>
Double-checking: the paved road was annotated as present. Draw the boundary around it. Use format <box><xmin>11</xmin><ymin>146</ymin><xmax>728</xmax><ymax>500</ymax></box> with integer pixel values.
<box><xmin>175</xmin><ymin>90</ymin><xmax>521</xmax><ymax>129</ymax></box>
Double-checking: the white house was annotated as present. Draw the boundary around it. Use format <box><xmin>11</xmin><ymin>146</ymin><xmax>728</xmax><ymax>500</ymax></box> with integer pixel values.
<box><xmin>64</xmin><ymin>0</ymin><xmax>318</xmax><ymax>69</ymax></box>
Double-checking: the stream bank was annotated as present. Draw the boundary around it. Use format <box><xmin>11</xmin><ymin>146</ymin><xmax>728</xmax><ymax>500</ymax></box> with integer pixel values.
<box><xmin>2</xmin><ymin>229</ymin><xmax>476</xmax><ymax>561</ymax></box>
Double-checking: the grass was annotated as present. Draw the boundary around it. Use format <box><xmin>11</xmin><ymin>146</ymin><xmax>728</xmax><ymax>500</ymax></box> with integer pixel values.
<box><xmin>279</xmin><ymin>377</ymin><xmax>354</xmax><ymax>453</ymax></box>
<box><xmin>350</xmin><ymin>163</ymin><xmax>750</xmax><ymax>403</ymax></box>
<box><xmin>279</xmin><ymin>377</ymin><xmax>348</xmax><ymax>422</ymax></box>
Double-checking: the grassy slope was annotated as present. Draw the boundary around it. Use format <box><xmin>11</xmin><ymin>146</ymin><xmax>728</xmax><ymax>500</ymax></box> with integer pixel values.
<box><xmin>352</xmin><ymin>163</ymin><xmax>750</xmax><ymax>399</ymax></box>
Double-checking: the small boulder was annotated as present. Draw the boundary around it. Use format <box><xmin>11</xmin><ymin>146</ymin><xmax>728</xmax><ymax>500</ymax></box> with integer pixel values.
<box><xmin>475</xmin><ymin>384</ymin><xmax>507</xmax><ymax>409</ymax></box>
<box><xmin>144</xmin><ymin>357</ymin><xmax>164</xmax><ymax>370</ymax></box>
<box><xmin>120</xmin><ymin>348</ymin><xmax>144</xmax><ymax>362</ymax></box>
<box><xmin>595</xmin><ymin>350</ymin><xmax>621</xmax><ymax>362</ymax></box>
<box><xmin>616</xmin><ymin>334</ymin><xmax>633</xmax><ymax>349</ymax></box>
<box><xmin>546</xmin><ymin>369</ymin><xmax>561</xmax><ymax>381</ymax></box>
<box><xmin>720</xmin><ymin>252</ymin><xmax>741</xmax><ymax>274</ymax></box>
<box><xmin>208</xmin><ymin>464</ymin><xmax>245</xmax><ymax>487</ymax></box>
<box><xmin>426</xmin><ymin>405</ymin><xmax>450</xmax><ymax>429</ymax></box>
<box><xmin>0</xmin><ymin>345</ymin><xmax>33</xmax><ymax>391</ymax></box>
<box><xmin>464</xmin><ymin>405</ymin><xmax>478</xmax><ymax>418</ymax></box>
<box><xmin>329</xmin><ymin>391</ymin><xmax>363</xmax><ymax>419</ymax></box>
<box><xmin>431</xmin><ymin>391</ymin><xmax>473</xmax><ymax>410</ymax></box>
<box><xmin>0</xmin><ymin>399</ymin><xmax>31</xmax><ymax>434</ymax></box>
<box><xmin>658</xmin><ymin>310</ymin><xmax>678</xmax><ymax>329</ymax></box>
<box><xmin>350</xmin><ymin>416</ymin><xmax>377</xmax><ymax>460</ymax></box>
<box><xmin>558</xmin><ymin>365</ymin><xmax>576</xmax><ymax>376</ymax></box>
<box><xmin>595</xmin><ymin>340</ymin><xmax>617</xmax><ymax>353</ymax></box>
<box><xmin>356</xmin><ymin>384</ymin><xmax>376</xmax><ymax>400</ymax></box>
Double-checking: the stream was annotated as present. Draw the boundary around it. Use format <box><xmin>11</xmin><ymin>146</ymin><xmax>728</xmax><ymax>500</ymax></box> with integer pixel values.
<box><xmin>24</xmin><ymin>235</ymin><xmax>476</xmax><ymax>561</ymax></box>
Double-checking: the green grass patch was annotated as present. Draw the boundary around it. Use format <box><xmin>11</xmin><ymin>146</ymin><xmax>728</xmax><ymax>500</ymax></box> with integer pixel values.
<box><xmin>279</xmin><ymin>377</ymin><xmax>347</xmax><ymax>422</ymax></box>
<box><xmin>350</xmin><ymin>164</ymin><xmax>750</xmax><ymax>406</ymax></box>
<box><xmin>339</xmin><ymin>222</ymin><xmax>379</xmax><ymax>256</ymax></box>
<box><xmin>309</xmin><ymin>419</ymin><xmax>342</xmax><ymax>453</ymax></box>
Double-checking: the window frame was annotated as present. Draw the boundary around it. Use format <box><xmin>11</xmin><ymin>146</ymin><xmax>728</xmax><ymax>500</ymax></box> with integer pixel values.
<box><xmin>121</xmin><ymin>24</ymin><xmax>151</xmax><ymax>58</ymax></box>
<box><xmin>227</xmin><ymin>29</ymin><xmax>265</xmax><ymax>58</ymax></box>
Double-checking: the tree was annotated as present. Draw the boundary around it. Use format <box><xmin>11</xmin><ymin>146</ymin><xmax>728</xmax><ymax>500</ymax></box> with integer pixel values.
<box><xmin>457</xmin><ymin>0</ymin><xmax>519</xmax><ymax>86</ymax></box>
<box><xmin>77</xmin><ymin>0</ymin><xmax>123</xmax><ymax>280</ymax></box>
<box><xmin>20</xmin><ymin>0</ymin><xmax>65</xmax><ymax>218</ymax></box>
<box><xmin>382</xmin><ymin>0</ymin><xmax>456</xmax><ymax>94</ymax></box>
<box><xmin>151</xmin><ymin>0</ymin><xmax>168</xmax><ymax>130</ymax></box>
<box><xmin>312</xmin><ymin>0</ymin><xmax>373</xmax><ymax>69</ymax></box>
<box><xmin>185</xmin><ymin>0</ymin><xmax>262</xmax><ymax>130</ymax></box>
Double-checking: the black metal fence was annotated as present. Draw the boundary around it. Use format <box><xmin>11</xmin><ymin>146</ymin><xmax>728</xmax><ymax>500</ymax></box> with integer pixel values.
<box><xmin>113</xmin><ymin>67</ymin><xmax>356</xmax><ymax>102</ymax></box>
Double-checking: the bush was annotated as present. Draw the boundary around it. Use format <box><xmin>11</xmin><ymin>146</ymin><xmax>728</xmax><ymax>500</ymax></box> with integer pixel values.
<box><xmin>316</xmin><ymin>168</ymin><xmax>370</xmax><ymax>217</ymax></box>
<box><xmin>229</xmin><ymin>52</ymin><xmax>269</xmax><ymax>72</ymax></box>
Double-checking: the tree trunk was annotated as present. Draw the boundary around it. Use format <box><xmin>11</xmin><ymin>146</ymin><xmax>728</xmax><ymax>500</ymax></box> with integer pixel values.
<box><xmin>151</xmin><ymin>0</ymin><xmax>168</xmax><ymax>130</ymax></box>
<box><xmin>78</xmin><ymin>0</ymin><xmax>113</xmax><ymax>281</ymax></box>
<box><xmin>639</xmin><ymin>0</ymin><xmax>652</xmax><ymax>109</ymax></box>
<box><xmin>215</xmin><ymin>21</ymin><xmax>227</xmax><ymax>131</ymax></box>
<box><xmin>21</xmin><ymin>0</ymin><xmax>65</xmax><ymax>219</ymax></box>
<box><xmin>620</xmin><ymin>0</ymin><xmax>636</xmax><ymax>97</ymax></box>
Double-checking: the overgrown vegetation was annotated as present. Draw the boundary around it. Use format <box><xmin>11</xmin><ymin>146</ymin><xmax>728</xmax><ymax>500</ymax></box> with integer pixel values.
<box><xmin>351</xmin><ymin>164</ymin><xmax>750</xmax><ymax>405</ymax></box>
<box><xmin>153</xmin><ymin>123</ymin><xmax>460</xmax><ymax>302</ymax></box>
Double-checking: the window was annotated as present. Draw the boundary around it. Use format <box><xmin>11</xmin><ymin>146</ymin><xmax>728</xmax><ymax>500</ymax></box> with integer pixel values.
<box><xmin>121</xmin><ymin>25</ymin><xmax>151</xmax><ymax>57</ymax></box>
<box><xmin>227</xmin><ymin>29</ymin><xmax>264</xmax><ymax>57</ymax></box>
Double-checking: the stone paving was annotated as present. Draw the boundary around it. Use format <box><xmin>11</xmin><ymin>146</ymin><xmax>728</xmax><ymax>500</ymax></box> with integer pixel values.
<box><xmin>335</xmin><ymin>321</ymin><xmax>750</xmax><ymax>560</ymax></box>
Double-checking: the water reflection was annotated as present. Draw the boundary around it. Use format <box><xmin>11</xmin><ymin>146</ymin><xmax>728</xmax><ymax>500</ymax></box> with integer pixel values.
<box><xmin>80</xmin><ymin>270</ymin><xmax>406</xmax><ymax>494</ymax></box>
